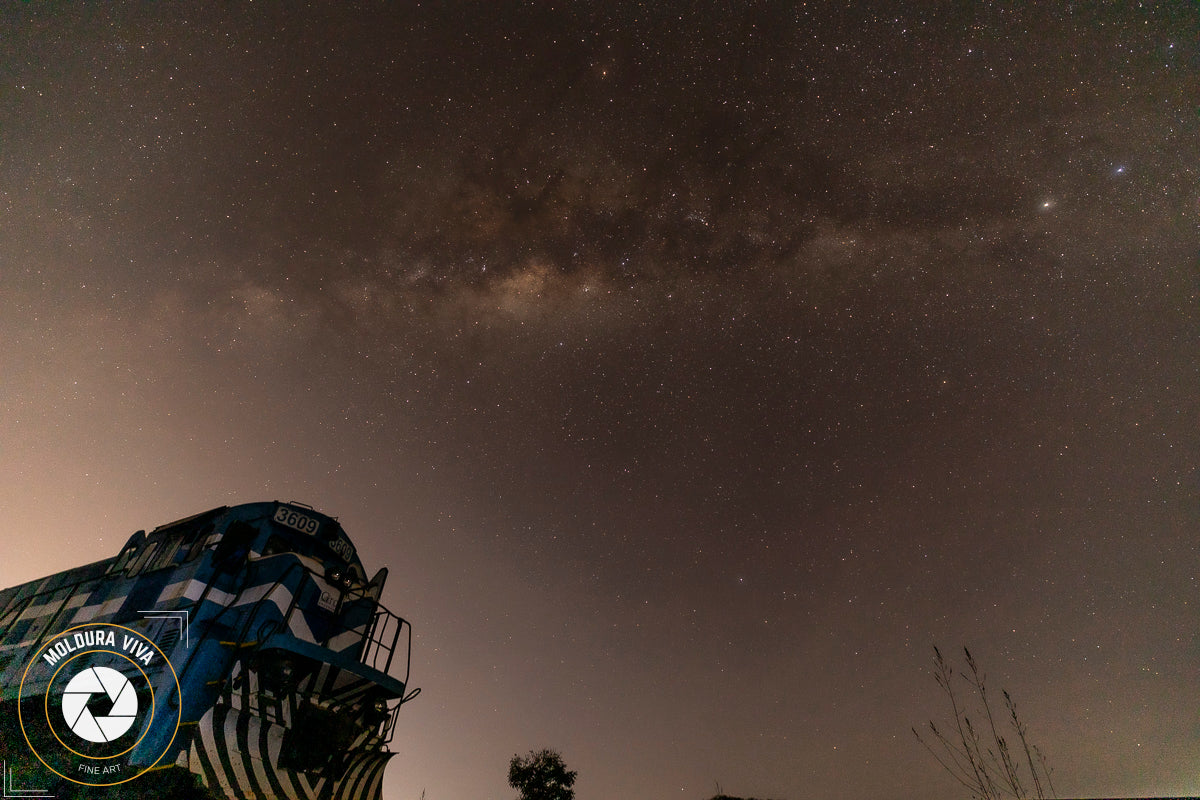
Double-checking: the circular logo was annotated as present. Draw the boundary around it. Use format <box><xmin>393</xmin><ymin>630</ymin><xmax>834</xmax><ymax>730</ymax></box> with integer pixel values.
<box><xmin>61</xmin><ymin>666</ymin><xmax>139</xmax><ymax>743</ymax></box>
<box><xmin>17</xmin><ymin>623</ymin><xmax>182</xmax><ymax>787</ymax></box>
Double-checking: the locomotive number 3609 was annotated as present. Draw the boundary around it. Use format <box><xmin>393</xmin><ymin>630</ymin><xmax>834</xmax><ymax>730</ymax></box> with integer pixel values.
<box><xmin>273</xmin><ymin>506</ymin><xmax>320</xmax><ymax>535</ymax></box>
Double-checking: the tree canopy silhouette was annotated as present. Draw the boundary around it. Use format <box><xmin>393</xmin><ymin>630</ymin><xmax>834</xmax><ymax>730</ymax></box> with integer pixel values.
<box><xmin>508</xmin><ymin>748</ymin><xmax>577</xmax><ymax>800</ymax></box>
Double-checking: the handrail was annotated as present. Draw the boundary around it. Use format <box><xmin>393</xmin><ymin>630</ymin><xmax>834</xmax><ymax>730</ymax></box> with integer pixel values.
<box><xmin>161</xmin><ymin>564</ymin><xmax>275</xmax><ymax>708</ymax></box>
<box><xmin>224</xmin><ymin>555</ymin><xmax>410</xmax><ymax>684</ymax></box>
<box><xmin>146</xmin><ymin>552</ymin><xmax>409</xmax><ymax>714</ymax></box>
<box><xmin>229</xmin><ymin>559</ymin><xmax>309</xmax><ymax>649</ymax></box>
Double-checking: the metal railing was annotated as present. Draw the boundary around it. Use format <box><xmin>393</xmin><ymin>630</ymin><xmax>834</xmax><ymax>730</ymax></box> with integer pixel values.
<box><xmin>232</xmin><ymin>555</ymin><xmax>412</xmax><ymax>684</ymax></box>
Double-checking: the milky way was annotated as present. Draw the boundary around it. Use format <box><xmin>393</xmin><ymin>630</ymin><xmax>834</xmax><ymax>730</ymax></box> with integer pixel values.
<box><xmin>1</xmin><ymin>4</ymin><xmax>1197</xmax><ymax>800</ymax></box>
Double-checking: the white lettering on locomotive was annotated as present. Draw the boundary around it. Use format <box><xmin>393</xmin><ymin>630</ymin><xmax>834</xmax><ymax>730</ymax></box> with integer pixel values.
<box><xmin>273</xmin><ymin>505</ymin><xmax>320</xmax><ymax>535</ymax></box>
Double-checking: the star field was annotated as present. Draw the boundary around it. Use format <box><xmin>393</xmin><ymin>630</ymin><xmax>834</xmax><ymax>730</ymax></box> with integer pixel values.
<box><xmin>1</xmin><ymin>3</ymin><xmax>1197</xmax><ymax>800</ymax></box>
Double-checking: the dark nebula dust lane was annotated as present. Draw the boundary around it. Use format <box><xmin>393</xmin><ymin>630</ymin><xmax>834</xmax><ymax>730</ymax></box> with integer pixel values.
<box><xmin>1</xmin><ymin>3</ymin><xmax>1197</xmax><ymax>799</ymax></box>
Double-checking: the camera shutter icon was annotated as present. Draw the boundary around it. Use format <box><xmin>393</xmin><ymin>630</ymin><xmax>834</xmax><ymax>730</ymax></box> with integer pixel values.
<box><xmin>61</xmin><ymin>666</ymin><xmax>139</xmax><ymax>743</ymax></box>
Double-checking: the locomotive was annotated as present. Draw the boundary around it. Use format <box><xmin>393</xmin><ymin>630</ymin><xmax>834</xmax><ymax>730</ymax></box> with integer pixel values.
<box><xmin>0</xmin><ymin>501</ymin><xmax>418</xmax><ymax>800</ymax></box>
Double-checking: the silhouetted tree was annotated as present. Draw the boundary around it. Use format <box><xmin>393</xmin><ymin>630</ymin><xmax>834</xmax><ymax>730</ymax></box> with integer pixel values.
<box><xmin>913</xmin><ymin>646</ymin><xmax>1055</xmax><ymax>800</ymax></box>
<box><xmin>508</xmin><ymin>748</ymin><xmax>577</xmax><ymax>800</ymax></box>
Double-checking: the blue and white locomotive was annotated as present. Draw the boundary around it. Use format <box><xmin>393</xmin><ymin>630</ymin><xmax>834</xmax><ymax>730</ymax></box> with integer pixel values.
<box><xmin>0</xmin><ymin>501</ymin><xmax>418</xmax><ymax>800</ymax></box>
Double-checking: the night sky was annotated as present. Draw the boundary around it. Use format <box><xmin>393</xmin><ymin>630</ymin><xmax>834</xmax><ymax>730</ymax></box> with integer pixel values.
<box><xmin>1</xmin><ymin>3</ymin><xmax>1198</xmax><ymax>800</ymax></box>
